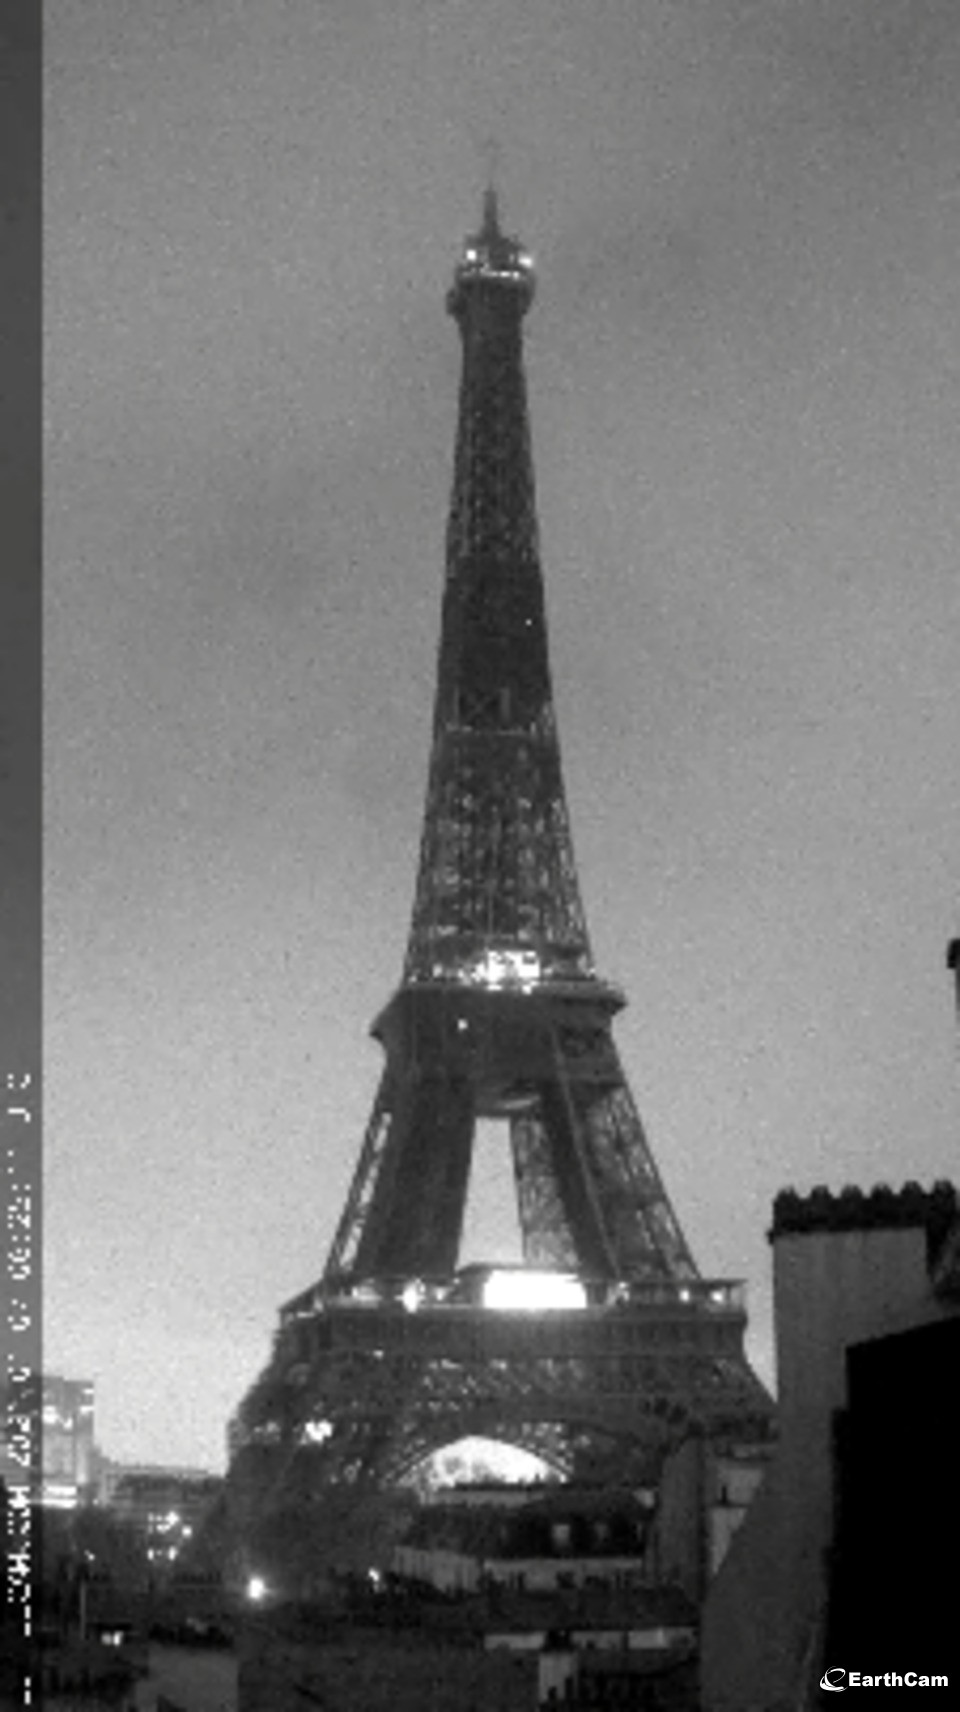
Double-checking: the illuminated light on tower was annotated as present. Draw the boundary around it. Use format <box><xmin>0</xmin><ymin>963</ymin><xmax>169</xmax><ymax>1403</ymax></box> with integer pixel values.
<box><xmin>481</xmin><ymin>1269</ymin><xmax>588</xmax><ymax>1311</ymax></box>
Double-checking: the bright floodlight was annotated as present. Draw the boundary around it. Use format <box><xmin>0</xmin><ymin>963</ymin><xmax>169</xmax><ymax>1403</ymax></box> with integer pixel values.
<box><xmin>473</xmin><ymin>948</ymin><xmax>541</xmax><ymax>990</ymax></box>
<box><xmin>303</xmin><ymin>1418</ymin><xmax>334</xmax><ymax>1445</ymax></box>
<box><xmin>246</xmin><ymin>1575</ymin><xmax>267</xmax><ymax>1603</ymax></box>
<box><xmin>482</xmin><ymin>1270</ymin><xmax>587</xmax><ymax>1311</ymax></box>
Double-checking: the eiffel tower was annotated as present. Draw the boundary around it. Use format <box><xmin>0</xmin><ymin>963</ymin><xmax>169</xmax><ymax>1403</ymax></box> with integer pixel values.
<box><xmin>228</xmin><ymin>192</ymin><xmax>771</xmax><ymax>1509</ymax></box>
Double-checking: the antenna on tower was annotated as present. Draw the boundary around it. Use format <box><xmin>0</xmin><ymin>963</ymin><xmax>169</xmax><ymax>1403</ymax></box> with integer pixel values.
<box><xmin>481</xmin><ymin>134</ymin><xmax>501</xmax><ymax>188</ymax></box>
<box><xmin>481</xmin><ymin>135</ymin><xmax>502</xmax><ymax>232</ymax></box>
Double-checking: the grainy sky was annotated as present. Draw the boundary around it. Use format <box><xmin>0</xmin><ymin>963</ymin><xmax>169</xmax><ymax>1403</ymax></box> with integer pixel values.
<box><xmin>46</xmin><ymin>0</ymin><xmax>960</xmax><ymax>1471</ymax></box>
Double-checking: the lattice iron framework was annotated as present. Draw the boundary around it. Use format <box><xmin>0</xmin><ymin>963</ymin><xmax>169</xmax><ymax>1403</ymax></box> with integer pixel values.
<box><xmin>229</xmin><ymin>193</ymin><xmax>771</xmax><ymax>1502</ymax></box>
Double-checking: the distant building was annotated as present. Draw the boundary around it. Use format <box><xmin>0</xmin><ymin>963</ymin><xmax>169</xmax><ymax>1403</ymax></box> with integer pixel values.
<box><xmin>700</xmin><ymin>1180</ymin><xmax>960</xmax><ymax>1710</ymax></box>
<box><xmin>41</xmin><ymin>1376</ymin><xmax>96</xmax><ymax>1508</ymax></box>
<box><xmin>94</xmin><ymin>1457</ymin><xmax>215</xmax><ymax>1507</ymax></box>
<box><xmin>393</xmin><ymin>1484</ymin><xmax>655</xmax><ymax>1596</ymax></box>
<box><xmin>107</xmin><ymin>1467</ymin><xmax>223</xmax><ymax>1568</ymax></box>
<box><xmin>0</xmin><ymin>1373</ymin><xmax>102</xmax><ymax>1508</ymax></box>
<box><xmin>0</xmin><ymin>1373</ymin><xmax>99</xmax><ymax>1507</ymax></box>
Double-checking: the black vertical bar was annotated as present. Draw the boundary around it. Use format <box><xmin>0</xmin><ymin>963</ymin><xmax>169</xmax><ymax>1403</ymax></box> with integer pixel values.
<box><xmin>0</xmin><ymin>3</ymin><xmax>42</xmax><ymax>1700</ymax></box>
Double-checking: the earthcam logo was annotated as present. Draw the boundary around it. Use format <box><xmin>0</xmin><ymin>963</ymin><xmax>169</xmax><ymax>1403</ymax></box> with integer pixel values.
<box><xmin>821</xmin><ymin>1668</ymin><xmax>949</xmax><ymax>1690</ymax></box>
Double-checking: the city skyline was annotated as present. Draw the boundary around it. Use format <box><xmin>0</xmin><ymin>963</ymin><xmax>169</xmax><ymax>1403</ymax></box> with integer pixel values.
<box><xmin>46</xmin><ymin>1</ymin><xmax>960</xmax><ymax>1469</ymax></box>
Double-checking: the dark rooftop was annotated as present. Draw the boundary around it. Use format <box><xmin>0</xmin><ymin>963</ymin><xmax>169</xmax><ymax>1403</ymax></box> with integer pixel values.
<box><xmin>770</xmin><ymin>1180</ymin><xmax>957</xmax><ymax>1269</ymax></box>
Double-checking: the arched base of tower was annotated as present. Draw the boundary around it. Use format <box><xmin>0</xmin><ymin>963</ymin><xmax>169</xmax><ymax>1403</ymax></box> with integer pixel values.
<box><xmin>219</xmin><ymin>1252</ymin><xmax>773</xmax><ymax>1607</ymax></box>
<box><xmin>221</xmin><ymin>1286</ymin><xmax>774</xmax><ymax>1603</ymax></box>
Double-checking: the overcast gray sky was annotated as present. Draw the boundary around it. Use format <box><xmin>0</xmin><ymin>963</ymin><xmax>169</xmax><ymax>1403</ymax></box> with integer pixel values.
<box><xmin>46</xmin><ymin>0</ymin><xmax>960</xmax><ymax>1470</ymax></box>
